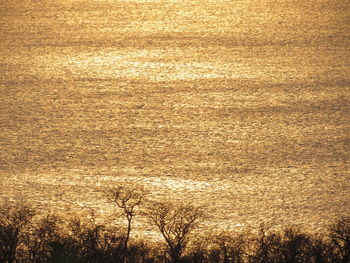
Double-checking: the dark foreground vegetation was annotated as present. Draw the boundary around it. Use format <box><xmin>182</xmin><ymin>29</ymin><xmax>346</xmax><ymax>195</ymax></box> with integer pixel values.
<box><xmin>1</xmin><ymin>186</ymin><xmax>349</xmax><ymax>263</ymax></box>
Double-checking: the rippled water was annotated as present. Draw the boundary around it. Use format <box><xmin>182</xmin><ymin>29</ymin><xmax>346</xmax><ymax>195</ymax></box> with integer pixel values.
<box><xmin>1</xmin><ymin>0</ymin><xmax>349</xmax><ymax>232</ymax></box>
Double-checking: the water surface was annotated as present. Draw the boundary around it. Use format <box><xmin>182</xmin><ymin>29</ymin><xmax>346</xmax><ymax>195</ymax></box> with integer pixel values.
<box><xmin>1</xmin><ymin>0</ymin><xmax>349</xmax><ymax>231</ymax></box>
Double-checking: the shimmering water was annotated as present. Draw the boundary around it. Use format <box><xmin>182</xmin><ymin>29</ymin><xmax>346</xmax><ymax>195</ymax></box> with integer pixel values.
<box><xmin>1</xmin><ymin>0</ymin><xmax>349</xmax><ymax>231</ymax></box>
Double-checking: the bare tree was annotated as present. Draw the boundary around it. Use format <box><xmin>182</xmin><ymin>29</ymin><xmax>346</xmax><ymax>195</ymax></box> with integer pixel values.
<box><xmin>251</xmin><ymin>224</ymin><xmax>283</xmax><ymax>263</ymax></box>
<box><xmin>67</xmin><ymin>216</ymin><xmax>105</xmax><ymax>263</ymax></box>
<box><xmin>213</xmin><ymin>233</ymin><xmax>248</xmax><ymax>263</ymax></box>
<box><xmin>107</xmin><ymin>185</ymin><xmax>145</xmax><ymax>263</ymax></box>
<box><xmin>25</xmin><ymin>215</ymin><xmax>60</xmax><ymax>263</ymax></box>
<box><xmin>329</xmin><ymin>217</ymin><xmax>350</xmax><ymax>263</ymax></box>
<box><xmin>147</xmin><ymin>202</ymin><xmax>203</xmax><ymax>263</ymax></box>
<box><xmin>251</xmin><ymin>224</ymin><xmax>315</xmax><ymax>263</ymax></box>
<box><xmin>0</xmin><ymin>204</ymin><xmax>35</xmax><ymax>263</ymax></box>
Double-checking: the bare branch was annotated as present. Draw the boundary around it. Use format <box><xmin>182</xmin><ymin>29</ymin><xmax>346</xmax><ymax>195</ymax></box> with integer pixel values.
<box><xmin>146</xmin><ymin>202</ymin><xmax>203</xmax><ymax>263</ymax></box>
<box><xmin>107</xmin><ymin>185</ymin><xmax>146</xmax><ymax>263</ymax></box>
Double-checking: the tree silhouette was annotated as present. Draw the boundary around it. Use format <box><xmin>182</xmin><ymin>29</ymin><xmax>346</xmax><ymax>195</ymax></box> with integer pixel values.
<box><xmin>329</xmin><ymin>217</ymin><xmax>350</xmax><ymax>263</ymax></box>
<box><xmin>108</xmin><ymin>185</ymin><xmax>145</xmax><ymax>263</ymax></box>
<box><xmin>0</xmin><ymin>204</ymin><xmax>35</xmax><ymax>263</ymax></box>
<box><xmin>25</xmin><ymin>215</ymin><xmax>60</xmax><ymax>263</ymax></box>
<box><xmin>147</xmin><ymin>202</ymin><xmax>202</xmax><ymax>263</ymax></box>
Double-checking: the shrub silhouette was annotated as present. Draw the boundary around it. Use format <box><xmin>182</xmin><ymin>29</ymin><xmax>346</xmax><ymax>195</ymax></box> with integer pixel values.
<box><xmin>279</xmin><ymin>228</ymin><xmax>313</xmax><ymax>263</ymax></box>
<box><xmin>308</xmin><ymin>234</ymin><xmax>335</xmax><ymax>263</ymax></box>
<box><xmin>214</xmin><ymin>233</ymin><xmax>248</xmax><ymax>263</ymax></box>
<box><xmin>250</xmin><ymin>225</ymin><xmax>315</xmax><ymax>263</ymax></box>
<box><xmin>25</xmin><ymin>215</ymin><xmax>60</xmax><ymax>263</ymax></box>
<box><xmin>0</xmin><ymin>202</ymin><xmax>349</xmax><ymax>263</ymax></box>
<box><xmin>250</xmin><ymin>224</ymin><xmax>283</xmax><ymax>263</ymax></box>
<box><xmin>328</xmin><ymin>217</ymin><xmax>350</xmax><ymax>263</ymax></box>
<box><xmin>0</xmin><ymin>204</ymin><xmax>35</xmax><ymax>263</ymax></box>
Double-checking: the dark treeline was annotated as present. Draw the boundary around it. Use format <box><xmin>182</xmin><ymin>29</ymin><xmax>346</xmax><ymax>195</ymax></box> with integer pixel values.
<box><xmin>0</xmin><ymin>186</ymin><xmax>349</xmax><ymax>263</ymax></box>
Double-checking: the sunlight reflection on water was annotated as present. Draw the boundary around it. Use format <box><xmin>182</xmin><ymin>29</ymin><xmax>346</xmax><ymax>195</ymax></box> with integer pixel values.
<box><xmin>36</xmin><ymin>49</ymin><xmax>250</xmax><ymax>81</ymax></box>
<box><xmin>0</xmin><ymin>0</ymin><xmax>349</xmax><ymax>233</ymax></box>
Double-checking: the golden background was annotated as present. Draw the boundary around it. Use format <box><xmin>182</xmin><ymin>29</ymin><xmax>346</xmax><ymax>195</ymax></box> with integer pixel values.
<box><xmin>1</xmin><ymin>0</ymin><xmax>349</xmax><ymax>231</ymax></box>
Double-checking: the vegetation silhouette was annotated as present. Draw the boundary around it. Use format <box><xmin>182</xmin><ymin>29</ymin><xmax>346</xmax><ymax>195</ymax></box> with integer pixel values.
<box><xmin>107</xmin><ymin>186</ymin><xmax>145</xmax><ymax>263</ymax></box>
<box><xmin>0</xmin><ymin>193</ymin><xmax>349</xmax><ymax>263</ymax></box>
<box><xmin>0</xmin><ymin>204</ymin><xmax>35</xmax><ymax>263</ymax></box>
<box><xmin>146</xmin><ymin>202</ymin><xmax>203</xmax><ymax>263</ymax></box>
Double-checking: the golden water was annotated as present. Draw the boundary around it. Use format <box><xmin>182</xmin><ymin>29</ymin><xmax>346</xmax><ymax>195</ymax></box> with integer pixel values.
<box><xmin>1</xmin><ymin>0</ymin><xmax>349</xmax><ymax>232</ymax></box>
